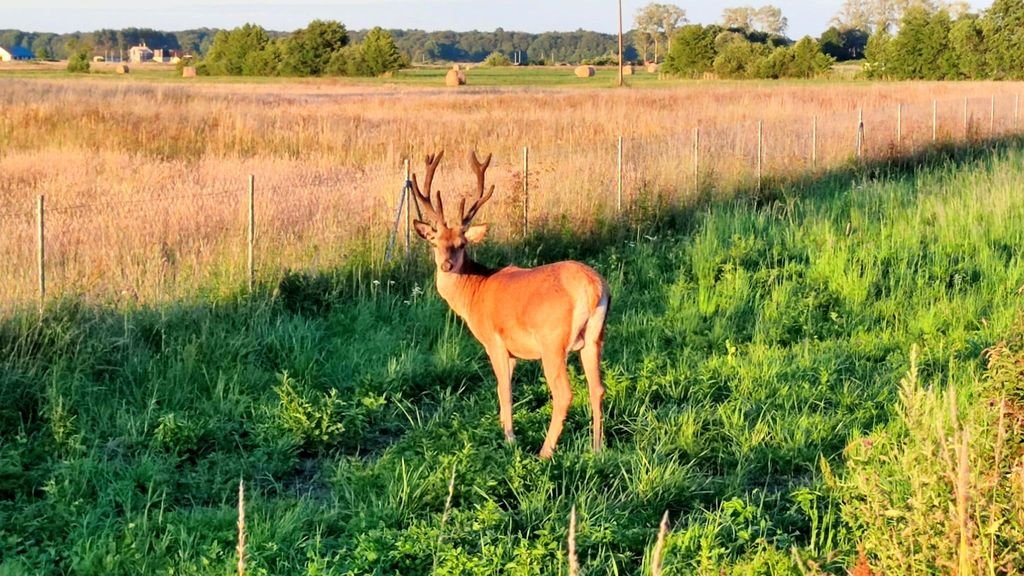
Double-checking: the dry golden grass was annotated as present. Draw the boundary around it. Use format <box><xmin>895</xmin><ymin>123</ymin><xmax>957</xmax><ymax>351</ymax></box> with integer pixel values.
<box><xmin>1</xmin><ymin>77</ymin><xmax>1023</xmax><ymax>309</ymax></box>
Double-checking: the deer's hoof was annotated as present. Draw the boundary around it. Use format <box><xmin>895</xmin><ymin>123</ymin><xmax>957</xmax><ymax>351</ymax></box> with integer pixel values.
<box><xmin>539</xmin><ymin>447</ymin><xmax>554</xmax><ymax>460</ymax></box>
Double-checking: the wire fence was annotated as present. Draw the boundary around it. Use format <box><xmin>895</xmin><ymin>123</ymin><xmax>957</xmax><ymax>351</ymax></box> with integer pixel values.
<box><xmin>1</xmin><ymin>93</ymin><xmax>1021</xmax><ymax>313</ymax></box>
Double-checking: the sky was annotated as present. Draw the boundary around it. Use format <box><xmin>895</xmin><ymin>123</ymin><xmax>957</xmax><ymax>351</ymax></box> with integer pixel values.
<box><xmin>2</xmin><ymin>1</ymin><xmax>994</xmax><ymax>38</ymax></box>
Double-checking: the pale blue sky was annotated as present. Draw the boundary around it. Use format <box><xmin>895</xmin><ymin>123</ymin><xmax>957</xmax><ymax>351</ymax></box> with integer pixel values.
<box><xmin>3</xmin><ymin>1</ymin><xmax>993</xmax><ymax>37</ymax></box>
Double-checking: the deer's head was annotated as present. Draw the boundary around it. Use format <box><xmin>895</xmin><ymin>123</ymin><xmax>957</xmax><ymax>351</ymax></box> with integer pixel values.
<box><xmin>412</xmin><ymin>150</ymin><xmax>494</xmax><ymax>274</ymax></box>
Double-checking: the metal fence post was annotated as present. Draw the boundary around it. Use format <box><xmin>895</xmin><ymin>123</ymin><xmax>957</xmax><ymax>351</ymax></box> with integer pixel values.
<box><xmin>811</xmin><ymin>116</ymin><xmax>817</xmax><ymax>170</ymax></box>
<box><xmin>616</xmin><ymin>135</ymin><xmax>623</xmax><ymax>212</ymax></box>
<box><xmin>247</xmin><ymin>175</ymin><xmax>255</xmax><ymax>292</ymax></box>
<box><xmin>37</xmin><ymin>195</ymin><xmax>45</xmax><ymax>312</ymax></box>
<box><xmin>404</xmin><ymin>159</ymin><xmax>411</xmax><ymax>257</ymax></box>
<box><xmin>692</xmin><ymin>127</ymin><xmax>700</xmax><ymax>192</ymax></box>
<box><xmin>897</xmin><ymin>103</ymin><xmax>902</xmax><ymax>149</ymax></box>
<box><xmin>522</xmin><ymin>146</ymin><xmax>529</xmax><ymax>237</ymax></box>
<box><xmin>756</xmin><ymin>121</ymin><xmax>763</xmax><ymax>192</ymax></box>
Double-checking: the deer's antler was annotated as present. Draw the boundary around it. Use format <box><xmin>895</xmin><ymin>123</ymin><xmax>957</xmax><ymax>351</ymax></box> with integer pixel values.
<box><xmin>461</xmin><ymin>151</ymin><xmax>495</xmax><ymax>227</ymax></box>
<box><xmin>411</xmin><ymin>150</ymin><xmax>446</xmax><ymax>227</ymax></box>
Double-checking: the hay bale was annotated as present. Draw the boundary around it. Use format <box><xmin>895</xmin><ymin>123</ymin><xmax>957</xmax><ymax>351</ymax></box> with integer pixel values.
<box><xmin>622</xmin><ymin>64</ymin><xmax>634</xmax><ymax>76</ymax></box>
<box><xmin>646</xmin><ymin>63</ymin><xmax>660</xmax><ymax>74</ymax></box>
<box><xmin>574</xmin><ymin>65</ymin><xmax>595</xmax><ymax>78</ymax></box>
<box><xmin>182</xmin><ymin>66</ymin><xmax>197</xmax><ymax>78</ymax></box>
<box><xmin>116</xmin><ymin>64</ymin><xmax>130</xmax><ymax>74</ymax></box>
<box><xmin>445</xmin><ymin>64</ymin><xmax>466</xmax><ymax>87</ymax></box>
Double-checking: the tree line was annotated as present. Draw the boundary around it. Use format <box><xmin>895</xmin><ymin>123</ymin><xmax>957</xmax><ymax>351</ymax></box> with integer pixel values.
<box><xmin>861</xmin><ymin>0</ymin><xmax>1024</xmax><ymax>80</ymax></box>
<box><xmin>4</xmin><ymin>0</ymin><xmax>1024</xmax><ymax>79</ymax></box>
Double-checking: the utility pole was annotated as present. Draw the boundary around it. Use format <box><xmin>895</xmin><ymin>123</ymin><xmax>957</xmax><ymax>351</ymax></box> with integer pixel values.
<box><xmin>618</xmin><ymin>0</ymin><xmax>624</xmax><ymax>87</ymax></box>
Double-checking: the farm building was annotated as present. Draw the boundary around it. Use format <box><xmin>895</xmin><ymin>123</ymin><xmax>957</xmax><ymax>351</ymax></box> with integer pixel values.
<box><xmin>0</xmin><ymin>46</ymin><xmax>33</xmax><ymax>61</ymax></box>
<box><xmin>129</xmin><ymin>43</ymin><xmax>153</xmax><ymax>63</ymax></box>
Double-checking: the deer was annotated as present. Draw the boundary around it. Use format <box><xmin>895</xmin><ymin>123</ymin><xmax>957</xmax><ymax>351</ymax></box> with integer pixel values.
<box><xmin>410</xmin><ymin>150</ymin><xmax>611</xmax><ymax>459</ymax></box>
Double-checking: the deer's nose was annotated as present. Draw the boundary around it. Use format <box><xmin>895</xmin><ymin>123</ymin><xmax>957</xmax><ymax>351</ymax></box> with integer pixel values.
<box><xmin>441</xmin><ymin>260</ymin><xmax>453</xmax><ymax>272</ymax></box>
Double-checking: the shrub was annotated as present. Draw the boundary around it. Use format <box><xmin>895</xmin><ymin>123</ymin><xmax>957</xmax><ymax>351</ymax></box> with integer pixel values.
<box><xmin>483</xmin><ymin>51</ymin><xmax>512</xmax><ymax>66</ymax></box>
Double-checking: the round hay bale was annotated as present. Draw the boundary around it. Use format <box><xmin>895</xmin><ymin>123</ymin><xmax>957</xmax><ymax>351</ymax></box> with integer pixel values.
<box><xmin>574</xmin><ymin>65</ymin><xmax>596</xmax><ymax>78</ymax></box>
<box><xmin>646</xmin><ymin>63</ymin><xmax>660</xmax><ymax>74</ymax></box>
<box><xmin>116</xmin><ymin>64</ymin><xmax>130</xmax><ymax>74</ymax></box>
<box><xmin>182</xmin><ymin>66</ymin><xmax>197</xmax><ymax>78</ymax></box>
<box><xmin>622</xmin><ymin>64</ymin><xmax>634</xmax><ymax>76</ymax></box>
<box><xmin>445</xmin><ymin>65</ymin><xmax>466</xmax><ymax>87</ymax></box>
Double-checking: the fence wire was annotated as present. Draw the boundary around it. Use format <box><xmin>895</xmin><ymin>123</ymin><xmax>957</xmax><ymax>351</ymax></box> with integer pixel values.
<box><xmin>1</xmin><ymin>93</ymin><xmax>1021</xmax><ymax>310</ymax></box>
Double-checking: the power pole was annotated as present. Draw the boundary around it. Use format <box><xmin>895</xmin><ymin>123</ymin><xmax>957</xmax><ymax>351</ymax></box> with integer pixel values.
<box><xmin>618</xmin><ymin>0</ymin><xmax>624</xmax><ymax>87</ymax></box>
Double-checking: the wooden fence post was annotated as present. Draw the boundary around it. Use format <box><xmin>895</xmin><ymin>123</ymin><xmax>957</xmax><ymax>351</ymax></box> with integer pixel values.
<box><xmin>247</xmin><ymin>175</ymin><xmax>255</xmax><ymax>292</ymax></box>
<box><xmin>897</xmin><ymin>103</ymin><xmax>902</xmax><ymax>149</ymax></box>
<box><xmin>37</xmin><ymin>195</ymin><xmax>45</xmax><ymax>312</ymax></box>
<box><xmin>856</xmin><ymin>108</ymin><xmax>864</xmax><ymax>159</ymax></box>
<box><xmin>990</xmin><ymin>95</ymin><xmax>996</xmax><ymax>135</ymax></box>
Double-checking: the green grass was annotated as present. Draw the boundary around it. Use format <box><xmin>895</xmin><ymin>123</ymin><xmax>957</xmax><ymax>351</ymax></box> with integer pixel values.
<box><xmin>1</xmin><ymin>143</ymin><xmax>1023</xmax><ymax>575</ymax></box>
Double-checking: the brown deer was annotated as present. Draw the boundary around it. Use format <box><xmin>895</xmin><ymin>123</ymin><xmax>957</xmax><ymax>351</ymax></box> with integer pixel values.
<box><xmin>411</xmin><ymin>150</ymin><xmax>611</xmax><ymax>459</ymax></box>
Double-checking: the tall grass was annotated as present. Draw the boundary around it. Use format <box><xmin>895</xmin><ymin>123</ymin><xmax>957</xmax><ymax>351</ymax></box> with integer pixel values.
<box><xmin>1</xmin><ymin>78</ymin><xmax>1023</xmax><ymax>309</ymax></box>
<box><xmin>0</xmin><ymin>133</ymin><xmax>1021</xmax><ymax>574</ymax></box>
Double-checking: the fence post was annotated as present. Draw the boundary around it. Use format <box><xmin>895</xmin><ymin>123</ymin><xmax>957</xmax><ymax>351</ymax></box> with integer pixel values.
<box><xmin>756</xmin><ymin>121</ymin><xmax>763</xmax><ymax>192</ymax></box>
<box><xmin>856</xmin><ymin>108</ymin><xmax>864</xmax><ymax>159</ymax></box>
<box><xmin>897</xmin><ymin>103</ymin><xmax>902</xmax><ymax>150</ymax></box>
<box><xmin>616</xmin><ymin>135</ymin><xmax>623</xmax><ymax>212</ymax></box>
<box><xmin>692</xmin><ymin>127</ymin><xmax>700</xmax><ymax>192</ymax></box>
<box><xmin>933</xmin><ymin>99</ymin><xmax>937</xmax><ymax>143</ymax></box>
<box><xmin>811</xmin><ymin>116</ymin><xmax>817</xmax><ymax>170</ymax></box>
<box><xmin>963</xmin><ymin>96</ymin><xmax>969</xmax><ymax>138</ymax></box>
<box><xmin>36</xmin><ymin>195</ymin><xmax>45</xmax><ymax>312</ymax></box>
<box><xmin>247</xmin><ymin>175</ymin><xmax>255</xmax><ymax>292</ymax></box>
<box><xmin>990</xmin><ymin>95</ymin><xmax>996</xmax><ymax>135</ymax></box>
<box><xmin>522</xmin><ymin>146</ymin><xmax>529</xmax><ymax>237</ymax></box>
<box><xmin>404</xmin><ymin>159</ymin><xmax>411</xmax><ymax>257</ymax></box>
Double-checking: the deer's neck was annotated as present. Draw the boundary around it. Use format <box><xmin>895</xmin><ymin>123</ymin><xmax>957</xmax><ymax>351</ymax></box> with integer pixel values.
<box><xmin>435</xmin><ymin>258</ymin><xmax>496</xmax><ymax>320</ymax></box>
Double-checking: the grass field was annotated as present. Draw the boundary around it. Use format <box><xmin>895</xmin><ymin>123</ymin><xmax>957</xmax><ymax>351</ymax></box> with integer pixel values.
<box><xmin>2</xmin><ymin>76</ymin><xmax>1023</xmax><ymax>310</ymax></box>
<box><xmin>1</xmin><ymin>134</ymin><xmax>1023</xmax><ymax>574</ymax></box>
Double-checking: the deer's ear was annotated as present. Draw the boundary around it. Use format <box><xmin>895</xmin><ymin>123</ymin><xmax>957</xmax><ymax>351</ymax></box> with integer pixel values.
<box><xmin>414</xmin><ymin>220</ymin><xmax>437</xmax><ymax>243</ymax></box>
<box><xmin>464</xmin><ymin>224</ymin><xmax>489</xmax><ymax>244</ymax></box>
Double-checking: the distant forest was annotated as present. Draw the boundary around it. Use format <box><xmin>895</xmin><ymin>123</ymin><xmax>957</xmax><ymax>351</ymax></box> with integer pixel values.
<box><xmin>0</xmin><ymin>27</ymin><xmax>640</xmax><ymax>64</ymax></box>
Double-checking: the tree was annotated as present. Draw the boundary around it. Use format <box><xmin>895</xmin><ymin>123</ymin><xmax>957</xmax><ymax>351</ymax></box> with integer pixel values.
<box><xmin>361</xmin><ymin>27</ymin><xmax>404</xmax><ymax>75</ymax></box>
<box><xmin>283</xmin><ymin>19</ymin><xmax>349</xmax><ymax>76</ymax></box>
<box><xmin>635</xmin><ymin>3</ymin><xmax>687</xmax><ymax>63</ymax></box>
<box><xmin>65</xmin><ymin>40</ymin><xmax>91</xmax><ymax>73</ymax></box>
<box><xmin>786</xmin><ymin>36</ymin><xmax>834</xmax><ymax>77</ymax></box>
<box><xmin>722</xmin><ymin>5</ymin><xmax>787</xmax><ymax>35</ymax></box>
<box><xmin>863</xmin><ymin>28</ymin><xmax>891</xmax><ymax>77</ymax></box>
<box><xmin>754</xmin><ymin>5</ymin><xmax>788</xmax><ymax>35</ymax></box>
<box><xmin>483</xmin><ymin>51</ymin><xmax>512</xmax><ymax>66</ymax></box>
<box><xmin>722</xmin><ymin>6</ymin><xmax>756</xmax><ymax>30</ymax></box>
<box><xmin>205</xmin><ymin>24</ymin><xmax>272</xmax><ymax>75</ymax></box>
<box><xmin>713</xmin><ymin>37</ymin><xmax>770</xmax><ymax>78</ymax></box>
<box><xmin>832</xmin><ymin>0</ymin><xmax>873</xmax><ymax>31</ymax></box>
<box><xmin>664</xmin><ymin>24</ymin><xmax>717</xmax><ymax>76</ymax></box>
<box><xmin>949</xmin><ymin>15</ymin><xmax>986</xmax><ymax>79</ymax></box>
<box><xmin>983</xmin><ymin>0</ymin><xmax>1024</xmax><ymax>79</ymax></box>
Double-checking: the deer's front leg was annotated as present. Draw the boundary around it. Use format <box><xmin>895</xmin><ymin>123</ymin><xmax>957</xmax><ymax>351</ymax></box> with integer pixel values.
<box><xmin>487</xmin><ymin>348</ymin><xmax>516</xmax><ymax>443</ymax></box>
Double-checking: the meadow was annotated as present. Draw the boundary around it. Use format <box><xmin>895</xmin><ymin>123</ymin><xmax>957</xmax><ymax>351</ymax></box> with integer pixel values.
<box><xmin>1</xmin><ymin>73</ymin><xmax>1023</xmax><ymax>574</ymax></box>
<box><xmin>1</xmin><ymin>75</ymin><xmax>1023</xmax><ymax>308</ymax></box>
